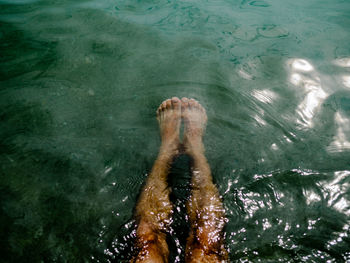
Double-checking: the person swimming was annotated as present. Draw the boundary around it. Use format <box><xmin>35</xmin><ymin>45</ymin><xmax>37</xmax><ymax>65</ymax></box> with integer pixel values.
<box><xmin>131</xmin><ymin>97</ymin><xmax>228</xmax><ymax>263</ymax></box>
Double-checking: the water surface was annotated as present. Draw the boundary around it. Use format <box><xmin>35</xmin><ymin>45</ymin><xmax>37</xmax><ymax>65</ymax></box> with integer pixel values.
<box><xmin>1</xmin><ymin>0</ymin><xmax>350</xmax><ymax>262</ymax></box>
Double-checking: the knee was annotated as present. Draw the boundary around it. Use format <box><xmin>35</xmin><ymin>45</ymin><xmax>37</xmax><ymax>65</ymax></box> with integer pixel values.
<box><xmin>134</xmin><ymin>221</ymin><xmax>169</xmax><ymax>263</ymax></box>
<box><xmin>186</xmin><ymin>227</ymin><xmax>228</xmax><ymax>262</ymax></box>
<box><xmin>196</xmin><ymin>227</ymin><xmax>222</xmax><ymax>251</ymax></box>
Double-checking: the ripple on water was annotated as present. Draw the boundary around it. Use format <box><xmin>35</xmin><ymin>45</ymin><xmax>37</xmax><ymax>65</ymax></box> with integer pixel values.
<box><xmin>257</xmin><ymin>25</ymin><xmax>289</xmax><ymax>38</ymax></box>
<box><xmin>223</xmin><ymin>169</ymin><xmax>350</xmax><ymax>261</ymax></box>
<box><xmin>1</xmin><ymin>0</ymin><xmax>350</xmax><ymax>262</ymax></box>
<box><xmin>249</xmin><ymin>1</ymin><xmax>271</xmax><ymax>7</ymax></box>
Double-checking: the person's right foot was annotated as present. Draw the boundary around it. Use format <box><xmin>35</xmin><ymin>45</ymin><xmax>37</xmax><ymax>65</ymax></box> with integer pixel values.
<box><xmin>181</xmin><ymin>98</ymin><xmax>207</xmax><ymax>155</ymax></box>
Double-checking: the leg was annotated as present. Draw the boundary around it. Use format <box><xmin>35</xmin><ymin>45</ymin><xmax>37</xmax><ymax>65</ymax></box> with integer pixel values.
<box><xmin>182</xmin><ymin>98</ymin><xmax>228</xmax><ymax>263</ymax></box>
<box><xmin>131</xmin><ymin>97</ymin><xmax>182</xmax><ymax>263</ymax></box>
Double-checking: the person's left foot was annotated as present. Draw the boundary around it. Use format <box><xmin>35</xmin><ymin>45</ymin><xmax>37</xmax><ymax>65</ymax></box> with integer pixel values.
<box><xmin>156</xmin><ymin>97</ymin><xmax>181</xmax><ymax>154</ymax></box>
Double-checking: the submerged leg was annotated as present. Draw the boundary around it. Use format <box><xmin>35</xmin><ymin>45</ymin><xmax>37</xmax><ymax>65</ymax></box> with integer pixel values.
<box><xmin>181</xmin><ymin>98</ymin><xmax>228</xmax><ymax>263</ymax></box>
<box><xmin>132</xmin><ymin>97</ymin><xmax>182</xmax><ymax>263</ymax></box>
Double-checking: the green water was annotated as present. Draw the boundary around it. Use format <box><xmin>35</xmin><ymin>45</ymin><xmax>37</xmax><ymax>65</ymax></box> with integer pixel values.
<box><xmin>1</xmin><ymin>0</ymin><xmax>350</xmax><ymax>262</ymax></box>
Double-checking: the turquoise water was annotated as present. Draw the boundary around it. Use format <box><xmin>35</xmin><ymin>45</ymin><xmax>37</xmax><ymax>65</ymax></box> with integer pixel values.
<box><xmin>1</xmin><ymin>0</ymin><xmax>350</xmax><ymax>262</ymax></box>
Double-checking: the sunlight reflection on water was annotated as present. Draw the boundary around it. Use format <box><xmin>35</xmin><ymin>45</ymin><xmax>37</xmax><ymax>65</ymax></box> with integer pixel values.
<box><xmin>287</xmin><ymin>58</ymin><xmax>328</xmax><ymax>129</ymax></box>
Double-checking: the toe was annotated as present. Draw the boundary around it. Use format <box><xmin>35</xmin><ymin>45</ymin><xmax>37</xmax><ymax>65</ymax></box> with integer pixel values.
<box><xmin>171</xmin><ymin>97</ymin><xmax>181</xmax><ymax>110</ymax></box>
<box><xmin>165</xmin><ymin>99</ymin><xmax>172</xmax><ymax>109</ymax></box>
<box><xmin>181</xmin><ymin>98</ymin><xmax>189</xmax><ymax>113</ymax></box>
<box><xmin>193</xmin><ymin>99</ymin><xmax>200</xmax><ymax>108</ymax></box>
<box><xmin>161</xmin><ymin>101</ymin><xmax>167</xmax><ymax>111</ymax></box>
<box><xmin>189</xmin><ymin>98</ymin><xmax>197</xmax><ymax>108</ymax></box>
<box><xmin>181</xmin><ymin>97</ymin><xmax>189</xmax><ymax>107</ymax></box>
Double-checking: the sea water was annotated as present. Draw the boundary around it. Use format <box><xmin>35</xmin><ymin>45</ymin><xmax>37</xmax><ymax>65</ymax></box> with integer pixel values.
<box><xmin>1</xmin><ymin>0</ymin><xmax>350</xmax><ymax>262</ymax></box>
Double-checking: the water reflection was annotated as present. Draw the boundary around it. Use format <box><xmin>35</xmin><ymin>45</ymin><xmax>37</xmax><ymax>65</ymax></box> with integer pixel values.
<box><xmin>342</xmin><ymin>75</ymin><xmax>350</xmax><ymax>88</ymax></box>
<box><xmin>290</xmin><ymin>59</ymin><xmax>314</xmax><ymax>72</ymax></box>
<box><xmin>287</xmin><ymin>57</ymin><xmax>350</xmax><ymax>155</ymax></box>
<box><xmin>226</xmin><ymin>169</ymin><xmax>350</xmax><ymax>261</ymax></box>
<box><xmin>333</xmin><ymin>57</ymin><xmax>350</xmax><ymax>88</ymax></box>
<box><xmin>320</xmin><ymin>170</ymin><xmax>350</xmax><ymax>216</ymax></box>
<box><xmin>333</xmin><ymin>57</ymin><xmax>350</xmax><ymax>67</ymax></box>
<box><xmin>327</xmin><ymin>112</ymin><xmax>350</xmax><ymax>153</ymax></box>
<box><xmin>287</xmin><ymin>58</ymin><xmax>328</xmax><ymax>129</ymax></box>
<box><xmin>251</xmin><ymin>89</ymin><xmax>277</xmax><ymax>104</ymax></box>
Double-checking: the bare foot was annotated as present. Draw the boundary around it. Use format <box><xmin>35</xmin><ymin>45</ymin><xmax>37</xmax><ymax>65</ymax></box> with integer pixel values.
<box><xmin>156</xmin><ymin>97</ymin><xmax>181</xmax><ymax>154</ymax></box>
<box><xmin>181</xmin><ymin>98</ymin><xmax>207</xmax><ymax>155</ymax></box>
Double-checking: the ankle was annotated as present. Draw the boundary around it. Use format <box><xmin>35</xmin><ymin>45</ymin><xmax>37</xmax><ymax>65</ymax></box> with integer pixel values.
<box><xmin>184</xmin><ymin>138</ymin><xmax>205</xmax><ymax>156</ymax></box>
<box><xmin>159</xmin><ymin>139</ymin><xmax>180</xmax><ymax>157</ymax></box>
